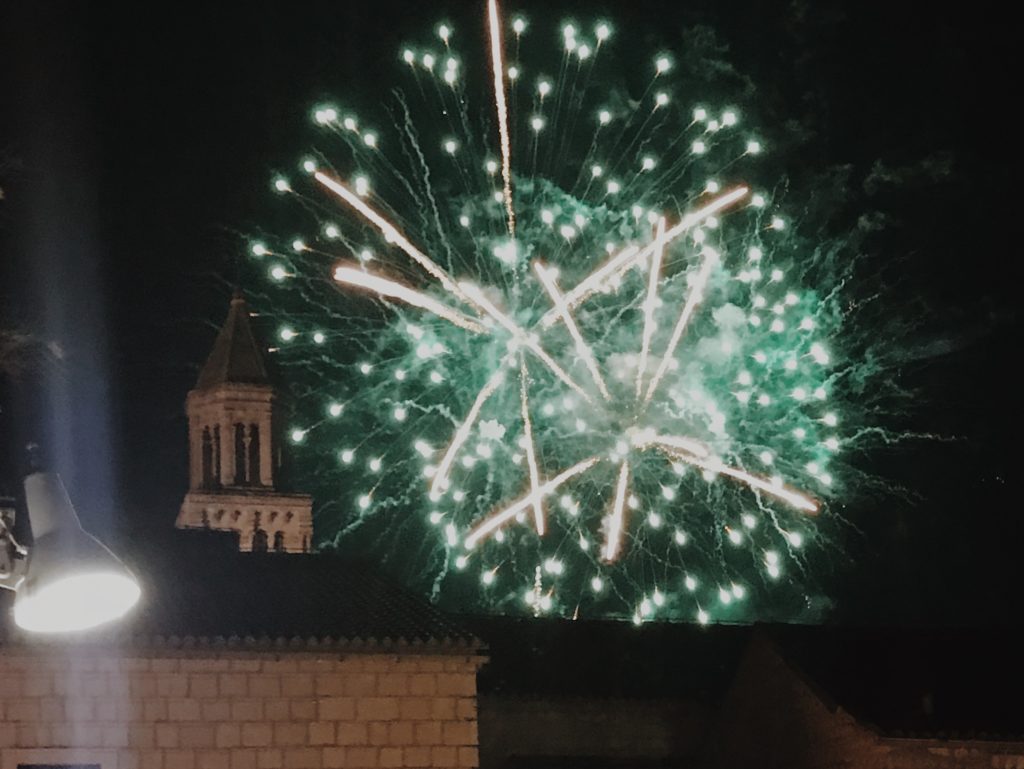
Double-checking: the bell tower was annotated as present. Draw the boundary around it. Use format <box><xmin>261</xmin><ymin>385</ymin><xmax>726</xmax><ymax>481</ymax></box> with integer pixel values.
<box><xmin>177</xmin><ymin>293</ymin><xmax>313</xmax><ymax>552</ymax></box>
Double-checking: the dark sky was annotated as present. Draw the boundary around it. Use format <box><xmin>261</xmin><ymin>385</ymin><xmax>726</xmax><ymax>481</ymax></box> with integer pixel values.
<box><xmin>0</xmin><ymin>0</ymin><xmax>1018</xmax><ymax>625</ymax></box>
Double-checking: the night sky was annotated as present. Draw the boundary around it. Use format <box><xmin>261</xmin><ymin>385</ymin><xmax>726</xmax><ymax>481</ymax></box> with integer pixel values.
<box><xmin>0</xmin><ymin>1</ymin><xmax>1017</xmax><ymax>626</ymax></box>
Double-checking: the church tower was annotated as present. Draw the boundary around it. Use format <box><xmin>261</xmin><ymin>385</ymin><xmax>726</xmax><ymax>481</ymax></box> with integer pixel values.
<box><xmin>177</xmin><ymin>293</ymin><xmax>313</xmax><ymax>552</ymax></box>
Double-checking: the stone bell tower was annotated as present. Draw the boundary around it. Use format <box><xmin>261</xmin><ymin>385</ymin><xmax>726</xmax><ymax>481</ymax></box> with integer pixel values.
<box><xmin>176</xmin><ymin>292</ymin><xmax>313</xmax><ymax>552</ymax></box>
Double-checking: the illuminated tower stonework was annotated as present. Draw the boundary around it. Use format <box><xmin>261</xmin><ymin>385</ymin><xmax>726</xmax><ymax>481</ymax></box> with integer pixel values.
<box><xmin>177</xmin><ymin>293</ymin><xmax>313</xmax><ymax>552</ymax></box>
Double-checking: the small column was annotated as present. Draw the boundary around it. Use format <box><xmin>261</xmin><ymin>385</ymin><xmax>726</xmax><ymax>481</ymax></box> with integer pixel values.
<box><xmin>242</xmin><ymin>425</ymin><xmax>253</xmax><ymax>486</ymax></box>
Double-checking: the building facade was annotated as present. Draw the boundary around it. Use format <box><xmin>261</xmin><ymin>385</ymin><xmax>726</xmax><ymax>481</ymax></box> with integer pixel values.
<box><xmin>0</xmin><ymin>642</ymin><xmax>481</xmax><ymax>769</ymax></box>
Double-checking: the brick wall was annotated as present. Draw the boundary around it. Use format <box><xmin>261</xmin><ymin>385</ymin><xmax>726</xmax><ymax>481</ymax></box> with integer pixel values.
<box><xmin>0</xmin><ymin>646</ymin><xmax>483</xmax><ymax>769</ymax></box>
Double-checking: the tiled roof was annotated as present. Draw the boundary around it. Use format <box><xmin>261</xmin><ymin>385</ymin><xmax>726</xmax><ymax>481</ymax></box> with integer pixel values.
<box><xmin>764</xmin><ymin>625</ymin><xmax>1024</xmax><ymax>738</ymax></box>
<box><xmin>194</xmin><ymin>293</ymin><xmax>269</xmax><ymax>390</ymax></box>
<box><xmin>474</xmin><ymin>616</ymin><xmax>746</xmax><ymax>700</ymax></box>
<box><xmin>477</xmin><ymin>619</ymin><xmax>1024</xmax><ymax>737</ymax></box>
<box><xmin>1</xmin><ymin>531</ymin><xmax>479</xmax><ymax>649</ymax></box>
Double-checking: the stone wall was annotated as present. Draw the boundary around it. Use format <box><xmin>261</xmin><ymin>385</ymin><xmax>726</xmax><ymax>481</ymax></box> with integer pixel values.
<box><xmin>0</xmin><ymin>646</ymin><xmax>482</xmax><ymax>769</ymax></box>
<box><xmin>704</xmin><ymin>634</ymin><xmax>1024</xmax><ymax>769</ymax></box>
<box><xmin>478</xmin><ymin>695</ymin><xmax>709</xmax><ymax>768</ymax></box>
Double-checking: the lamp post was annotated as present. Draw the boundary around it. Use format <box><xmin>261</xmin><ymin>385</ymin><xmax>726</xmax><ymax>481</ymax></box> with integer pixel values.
<box><xmin>0</xmin><ymin>461</ymin><xmax>141</xmax><ymax>633</ymax></box>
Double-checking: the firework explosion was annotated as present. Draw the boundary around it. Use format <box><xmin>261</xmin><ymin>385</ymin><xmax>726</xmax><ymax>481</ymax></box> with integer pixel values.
<box><xmin>247</xmin><ymin>3</ymin><xmax>851</xmax><ymax>623</ymax></box>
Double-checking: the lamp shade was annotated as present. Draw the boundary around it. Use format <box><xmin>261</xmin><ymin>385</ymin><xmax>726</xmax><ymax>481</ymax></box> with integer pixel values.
<box><xmin>13</xmin><ymin>472</ymin><xmax>141</xmax><ymax>633</ymax></box>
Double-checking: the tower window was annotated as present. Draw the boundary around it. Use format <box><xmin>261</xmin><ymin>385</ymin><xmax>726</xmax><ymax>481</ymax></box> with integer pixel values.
<box><xmin>201</xmin><ymin>427</ymin><xmax>214</xmax><ymax>488</ymax></box>
<box><xmin>252</xmin><ymin>528</ymin><xmax>268</xmax><ymax>552</ymax></box>
<box><xmin>213</xmin><ymin>425</ymin><xmax>222</xmax><ymax>486</ymax></box>
<box><xmin>249</xmin><ymin>423</ymin><xmax>261</xmax><ymax>485</ymax></box>
<box><xmin>234</xmin><ymin>423</ymin><xmax>247</xmax><ymax>485</ymax></box>
<box><xmin>273</xmin><ymin>531</ymin><xmax>285</xmax><ymax>552</ymax></box>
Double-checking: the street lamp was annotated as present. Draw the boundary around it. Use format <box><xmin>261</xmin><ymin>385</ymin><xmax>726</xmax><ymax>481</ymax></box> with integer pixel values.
<box><xmin>0</xmin><ymin>468</ymin><xmax>141</xmax><ymax>633</ymax></box>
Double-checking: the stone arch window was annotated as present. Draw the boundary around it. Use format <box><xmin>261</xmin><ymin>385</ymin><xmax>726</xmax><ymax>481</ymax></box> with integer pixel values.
<box><xmin>234</xmin><ymin>423</ymin><xmax>247</xmax><ymax>485</ymax></box>
<box><xmin>213</xmin><ymin>425</ymin><xmax>222</xmax><ymax>485</ymax></box>
<box><xmin>201</xmin><ymin>427</ymin><xmax>214</xmax><ymax>488</ymax></box>
<box><xmin>273</xmin><ymin>531</ymin><xmax>285</xmax><ymax>552</ymax></box>
<box><xmin>252</xmin><ymin>528</ymin><xmax>268</xmax><ymax>552</ymax></box>
<box><xmin>248</xmin><ymin>423</ymin><xmax>261</xmax><ymax>485</ymax></box>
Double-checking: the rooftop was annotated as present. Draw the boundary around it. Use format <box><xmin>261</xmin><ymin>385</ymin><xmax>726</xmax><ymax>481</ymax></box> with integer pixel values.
<box><xmin>1</xmin><ymin>530</ymin><xmax>479</xmax><ymax>649</ymax></box>
<box><xmin>194</xmin><ymin>293</ymin><xmax>270</xmax><ymax>391</ymax></box>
